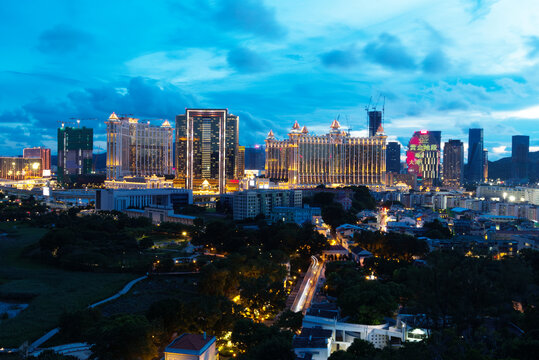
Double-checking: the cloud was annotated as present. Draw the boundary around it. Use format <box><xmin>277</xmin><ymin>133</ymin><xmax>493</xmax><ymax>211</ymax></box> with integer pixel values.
<box><xmin>37</xmin><ymin>25</ymin><xmax>92</xmax><ymax>54</ymax></box>
<box><xmin>227</xmin><ymin>47</ymin><xmax>269</xmax><ymax>73</ymax></box>
<box><xmin>215</xmin><ymin>0</ymin><xmax>286</xmax><ymax>39</ymax></box>
<box><xmin>525</xmin><ymin>36</ymin><xmax>539</xmax><ymax>58</ymax></box>
<box><xmin>319</xmin><ymin>49</ymin><xmax>358</xmax><ymax>68</ymax></box>
<box><xmin>422</xmin><ymin>49</ymin><xmax>451</xmax><ymax>73</ymax></box>
<box><xmin>464</xmin><ymin>0</ymin><xmax>499</xmax><ymax>20</ymax></box>
<box><xmin>492</xmin><ymin>145</ymin><xmax>508</xmax><ymax>154</ymax></box>
<box><xmin>363</xmin><ymin>33</ymin><xmax>416</xmax><ymax>70</ymax></box>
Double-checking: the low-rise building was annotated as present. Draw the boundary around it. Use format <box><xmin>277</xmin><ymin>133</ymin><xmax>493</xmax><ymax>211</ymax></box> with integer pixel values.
<box><xmin>96</xmin><ymin>188</ymin><xmax>192</xmax><ymax>212</ymax></box>
<box><xmin>271</xmin><ymin>205</ymin><xmax>321</xmax><ymax>224</ymax></box>
<box><xmin>164</xmin><ymin>333</ymin><xmax>216</xmax><ymax>360</ymax></box>
<box><xmin>232</xmin><ymin>189</ymin><xmax>302</xmax><ymax>221</ymax></box>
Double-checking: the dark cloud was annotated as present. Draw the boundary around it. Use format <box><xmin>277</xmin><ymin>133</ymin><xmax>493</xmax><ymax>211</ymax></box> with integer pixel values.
<box><xmin>227</xmin><ymin>47</ymin><xmax>269</xmax><ymax>73</ymax></box>
<box><xmin>37</xmin><ymin>25</ymin><xmax>92</xmax><ymax>54</ymax></box>
<box><xmin>363</xmin><ymin>33</ymin><xmax>416</xmax><ymax>70</ymax></box>
<box><xmin>319</xmin><ymin>49</ymin><xmax>358</xmax><ymax>68</ymax></box>
<box><xmin>215</xmin><ymin>0</ymin><xmax>286</xmax><ymax>39</ymax></box>
<box><xmin>526</xmin><ymin>36</ymin><xmax>539</xmax><ymax>58</ymax></box>
<box><xmin>0</xmin><ymin>77</ymin><xmax>196</xmax><ymax>154</ymax></box>
<box><xmin>422</xmin><ymin>49</ymin><xmax>450</xmax><ymax>73</ymax></box>
<box><xmin>438</xmin><ymin>100</ymin><xmax>469</xmax><ymax>111</ymax></box>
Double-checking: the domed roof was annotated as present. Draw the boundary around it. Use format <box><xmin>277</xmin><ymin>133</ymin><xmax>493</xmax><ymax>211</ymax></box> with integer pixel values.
<box><xmin>330</xmin><ymin>119</ymin><xmax>341</xmax><ymax>130</ymax></box>
<box><xmin>301</xmin><ymin>126</ymin><xmax>309</xmax><ymax>134</ymax></box>
<box><xmin>292</xmin><ymin>120</ymin><xmax>301</xmax><ymax>130</ymax></box>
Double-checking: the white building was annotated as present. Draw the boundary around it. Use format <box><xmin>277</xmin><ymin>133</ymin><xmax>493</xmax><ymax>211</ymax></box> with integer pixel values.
<box><xmin>95</xmin><ymin>188</ymin><xmax>192</xmax><ymax>212</ymax></box>
<box><xmin>164</xmin><ymin>333</ymin><xmax>216</xmax><ymax>360</ymax></box>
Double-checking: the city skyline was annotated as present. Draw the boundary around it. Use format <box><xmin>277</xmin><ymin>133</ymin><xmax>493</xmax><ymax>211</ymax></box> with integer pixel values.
<box><xmin>0</xmin><ymin>0</ymin><xmax>538</xmax><ymax>159</ymax></box>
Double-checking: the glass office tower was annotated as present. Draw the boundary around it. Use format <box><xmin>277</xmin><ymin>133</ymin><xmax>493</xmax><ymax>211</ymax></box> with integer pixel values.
<box><xmin>467</xmin><ymin>128</ymin><xmax>484</xmax><ymax>183</ymax></box>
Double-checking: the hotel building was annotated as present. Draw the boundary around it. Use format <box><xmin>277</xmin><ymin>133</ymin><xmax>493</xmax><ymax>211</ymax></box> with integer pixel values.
<box><xmin>106</xmin><ymin>112</ymin><xmax>174</xmax><ymax>180</ymax></box>
<box><xmin>443</xmin><ymin>139</ymin><xmax>464</xmax><ymax>188</ymax></box>
<box><xmin>175</xmin><ymin>109</ymin><xmax>240</xmax><ymax>193</ymax></box>
<box><xmin>23</xmin><ymin>147</ymin><xmax>51</xmax><ymax>171</ymax></box>
<box><xmin>0</xmin><ymin>157</ymin><xmax>42</xmax><ymax>180</ymax></box>
<box><xmin>265</xmin><ymin>119</ymin><xmax>386</xmax><ymax>187</ymax></box>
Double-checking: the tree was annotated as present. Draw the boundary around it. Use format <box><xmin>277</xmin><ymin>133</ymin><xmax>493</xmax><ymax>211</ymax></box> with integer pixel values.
<box><xmin>35</xmin><ymin>350</ymin><xmax>79</xmax><ymax>360</ymax></box>
<box><xmin>275</xmin><ymin>310</ymin><xmax>303</xmax><ymax>332</ymax></box>
<box><xmin>88</xmin><ymin>314</ymin><xmax>156</xmax><ymax>360</ymax></box>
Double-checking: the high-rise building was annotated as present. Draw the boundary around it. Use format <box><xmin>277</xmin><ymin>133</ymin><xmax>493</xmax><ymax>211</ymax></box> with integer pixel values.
<box><xmin>368</xmin><ymin>110</ymin><xmax>382</xmax><ymax>137</ymax></box>
<box><xmin>0</xmin><ymin>157</ymin><xmax>42</xmax><ymax>180</ymax></box>
<box><xmin>467</xmin><ymin>128</ymin><xmax>484</xmax><ymax>183</ymax></box>
<box><xmin>512</xmin><ymin>135</ymin><xmax>530</xmax><ymax>180</ymax></box>
<box><xmin>106</xmin><ymin>112</ymin><xmax>174</xmax><ymax>180</ymax></box>
<box><xmin>483</xmin><ymin>149</ymin><xmax>488</xmax><ymax>182</ymax></box>
<box><xmin>265</xmin><ymin>120</ymin><xmax>386</xmax><ymax>186</ymax></box>
<box><xmin>386</xmin><ymin>142</ymin><xmax>401</xmax><ymax>173</ymax></box>
<box><xmin>237</xmin><ymin>146</ymin><xmax>245</xmax><ymax>178</ymax></box>
<box><xmin>23</xmin><ymin>147</ymin><xmax>51</xmax><ymax>171</ymax></box>
<box><xmin>175</xmin><ymin>109</ymin><xmax>239</xmax><ymax>193</ymax></box>
<box><xmin>245</xmin><ymin>146</ymin><xmax>265</xmax><ymax>170</ymax></box>
<box><xmin>443</xmin><ymin>139</ymin><xmax>464</xmax><ymax>187</ymax></box>
<box><xmin>57</xmin><ymin>126</ymin><xmax>93</xmax><ymax>183</ymax></box>
<box><xmin>406</xmin><ymin>130</ymin><xmax>441</xmax><ymax>187</ymax></box>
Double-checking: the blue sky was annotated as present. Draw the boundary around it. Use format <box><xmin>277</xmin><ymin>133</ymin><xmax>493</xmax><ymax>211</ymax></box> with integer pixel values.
<box><xmin>0</xmin><ymin>0</ymin><xmax>538</xmax><ymax>160</ymax></box>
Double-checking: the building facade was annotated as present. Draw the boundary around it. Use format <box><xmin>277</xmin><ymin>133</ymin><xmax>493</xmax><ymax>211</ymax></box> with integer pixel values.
<box><xmin>265</xmin><ymin>120</ymin><xmax>386</xmax><ymax>187</ymax></box>
<box><xmin>231</xmin><ymin>189</ymin><xmax>303</xmax><ymax>220</ymax></box>
<box><xmin>368</xmin><ymin>110</ymin><xmax>382</xmax><ymax>137</ymax></box>
<box><xmin>106</xmin><ymin>112</ymin><xmax>173</xmax><ymax>180</ymax></box>
<box><xmin>467</xmin><ymin>128</ymin><xmax>484</xmax><ymax>183</ymax></box>
<box><xmin>245</xmin><ymin>145</ymin><xmax>265</xmax><ymax>170</ymax></box>
<box><xmin>406</xmin><ymin>130</ymin><xmax>441</xmax><ymax>187</ymax></box>
<box><xmin>23</xmin><ymin>147</ymin><xmax>51</xmax><ymax>171</ymax></box>
<box><xmin>386</xmin><ymin>142</ymin><xmax>401</xmax><ymax>173</ymax></box>
<box><xmin>443</xmin><ymin>139</ymin><xmax>464</xmax><ymax>187</ymax></box>
<box><xmin>512</xmin><ymin>135</ymin><xmax>529</xmax><ymax>180</ymax></box>
<box><xmin>175</xmin><ymin>109</ymin><xmax>239</xmax><ymax>193</ymax></box>
<box><xmin>0</xmin><ymin>157</ymin><xmax>42</xmax><ymax>180</ymax></box>
<box><xmin>57</xmin><ymin>126</ymin><xmax>93</xmax><ymax>182</ymax></box>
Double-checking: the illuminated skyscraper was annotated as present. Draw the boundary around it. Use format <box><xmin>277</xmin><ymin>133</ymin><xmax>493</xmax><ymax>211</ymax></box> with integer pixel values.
<box><xmin>237</xmin><ymin>146</ymin><xmax>245</xmax><ymax>178</ymax></box>
<box><xmin>106</xmin><ymin>112</ymin><xmax>174</xmax><ymax>180</ymax></box>
<box><xmin>512</xmin><ymin>135</ymin><xmax>529</xmax><ymax>180</ymax></box>
<box><xmin>175</xmin><ymin>109</ymin><xmax>239</xmax><ymax>193</ymax></box>
<box><xmin>406</xmin><ymin>130</ymin><xmax>441</xmax><ymax>187</ymax></box>
<box><xmin>443</xmin><ymin>139</ymin><xmax>464</xmax><ymax>187</ymax></box>
<box><xmin>23</xmin><ymin>147</ymin><xmax>51</xmax><ymax>171</ymax></box>
<box><xmin>57</xmin><ymin>126</ymin><xmax>93</xmax><ymax>183</ymax></box>
<box><xmin>386</xmin><ymin>142</ymin><xmax>401</xmax><ymax>173</ymax></box>
<box><xmin>467</xmin><ymin>128</ymin><xmax>484</xmax><ymax>183</ymax></box>
<box><xmin>265</xmin><ymin>120</ymin><xmax>386</xmax><ymax>186</ymax></box>
<box><xmin>245</xmin><ymin>146</ymin><xmax>265</xmax><ymax>170</ymax></box>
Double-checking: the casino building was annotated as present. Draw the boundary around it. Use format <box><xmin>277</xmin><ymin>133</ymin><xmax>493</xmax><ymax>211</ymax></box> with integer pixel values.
<box><xmin>406</xmin><ymin>130</ymin><xmax>441</xmax><ymax>187</ymax></box>
<box><xmin>265</xmin><ymin>119</ymin><xmax>387</xmax><ymax>187</ymax></box>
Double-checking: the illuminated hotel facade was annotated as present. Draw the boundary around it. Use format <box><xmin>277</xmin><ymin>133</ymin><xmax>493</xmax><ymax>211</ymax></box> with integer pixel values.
<box><xmin>0</xmin><ymin>157</ymin><xmax>42</xmax><ymax>180</ymax></box>
<box><xmin>106</xmin><ymin>112</ymin><xmax>174</xmax><ymax>180</ymax></box>
<box><xmin>406</xmin><ymin>130</ymin><xmax>441</xmax><ymax>187</ymax></box>
<box><xmin>175</xmin><ymin>109</ymin><xmax>240</xmax><ymax>194</ymax></box>
<box><xmin>265</xmin><ymin>120</ymin><xmax>387</xmax><ymax>187</ymax></box>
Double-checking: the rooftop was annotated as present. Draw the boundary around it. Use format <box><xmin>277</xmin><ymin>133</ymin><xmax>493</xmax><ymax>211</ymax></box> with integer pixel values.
<box><xmin>165</xmin><ymin>333</ymin><xmax>215</xmax><ymax>355</ymax></box>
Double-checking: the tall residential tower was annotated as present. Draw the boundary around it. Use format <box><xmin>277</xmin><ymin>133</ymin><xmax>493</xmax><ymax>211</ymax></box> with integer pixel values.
<box><xmin>512</xmin><ymin>135</ymin><xmax>529</xmax><ymax>180</ymax></box>
<box><xmin>386</xmin><ymin>142</ymin><xmax>401</xmax><ymax>173</ymax></box>
<box><xmin>443</xmin><ymin>139</ymin><xmax>464</xmax><ymax>187</ymax></box>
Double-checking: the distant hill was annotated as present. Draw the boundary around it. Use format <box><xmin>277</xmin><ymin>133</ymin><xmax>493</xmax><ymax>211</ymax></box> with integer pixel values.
<box><xmin>51</xmin><ymin>152</ymin><xmax>107</xmax><ymax>171</ymax></box>
<box><xmin>488</xmin><ymin>151</ymin><xmax>538</xmax><ymax>181</ymax></box>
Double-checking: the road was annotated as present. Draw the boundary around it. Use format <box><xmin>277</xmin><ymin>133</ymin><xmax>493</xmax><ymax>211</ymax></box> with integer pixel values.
<box><xmin>290</xmin><ymin>256</ymin><xmax>324</xmax><ymax>313</ymax></box>
<box><xmin>26</xmin><ymin>275</ymin><xmax>148</xmax><ymax>353</ymax></box>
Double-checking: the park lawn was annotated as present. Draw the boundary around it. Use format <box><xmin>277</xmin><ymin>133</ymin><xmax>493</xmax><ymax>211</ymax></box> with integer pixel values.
<box><xmin>0</xmin><ymin>223</ymin><xmax>137</xmax><ymax>348</ymax></box>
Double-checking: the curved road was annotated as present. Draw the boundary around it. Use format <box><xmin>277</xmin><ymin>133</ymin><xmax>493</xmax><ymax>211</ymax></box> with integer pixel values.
<box><xmin>291</xmin><ymin>256</ymin><xmax>323</xmax><ymax>313</ymax></box>
<box><xmin>28</xmin><ymin>275</ymin><xmax>147</xmax><ymax>352</ymax></box>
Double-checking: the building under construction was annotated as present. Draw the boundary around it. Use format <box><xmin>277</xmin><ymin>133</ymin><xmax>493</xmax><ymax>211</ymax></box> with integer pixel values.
<box><xmin>265</xmin><ymin>119</ymin><xmax>387</xmax><ymax>187</ymax></box>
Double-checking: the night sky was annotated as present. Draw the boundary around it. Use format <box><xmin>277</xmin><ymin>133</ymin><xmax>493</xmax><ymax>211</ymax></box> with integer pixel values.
<box><xmin>1</xmin><ymin>0</ymin><xmax>538</xmax><ymax>159</ymax></box>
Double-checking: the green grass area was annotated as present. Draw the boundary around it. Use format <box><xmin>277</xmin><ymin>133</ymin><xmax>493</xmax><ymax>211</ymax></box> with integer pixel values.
<box><xmin>0</xmin><ymin>223</ymin><xmax>137</xmax><ymax>347</ymax></box>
